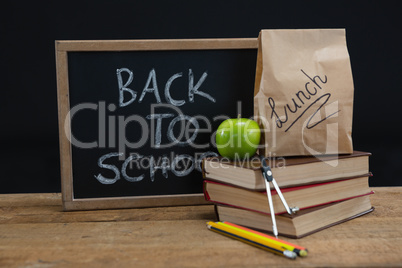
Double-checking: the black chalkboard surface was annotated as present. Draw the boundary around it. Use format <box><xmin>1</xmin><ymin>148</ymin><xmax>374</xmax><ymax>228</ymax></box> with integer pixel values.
<box><xmin>56</xmin><ymin>39</ymin><xmax>257</xmax><ymax>211</ymax></box>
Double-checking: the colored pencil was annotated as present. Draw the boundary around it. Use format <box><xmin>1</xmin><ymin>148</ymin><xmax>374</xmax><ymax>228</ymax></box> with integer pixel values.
<box><xmin>206</xmin><ymin>221</ymin><xmax>297</xmax><ymax>259</ymax></box>
<box><xmin>220</xmin><ymin>221</ymin><xmax>308</xmax><ymax>257</ymax></box>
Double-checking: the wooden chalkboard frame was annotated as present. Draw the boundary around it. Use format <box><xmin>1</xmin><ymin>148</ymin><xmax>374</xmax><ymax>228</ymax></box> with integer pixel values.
<box><xmin>56</xmin><ymin>38</ymin><xmax>258</xmax><ymax>211</ymax></box>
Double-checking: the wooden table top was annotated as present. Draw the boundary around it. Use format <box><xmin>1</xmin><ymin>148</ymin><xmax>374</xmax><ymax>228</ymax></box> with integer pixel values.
<box><xmin>0</xmin><ymin>187</ymin><xmax>401</xmax><ymax>267</ymax></box>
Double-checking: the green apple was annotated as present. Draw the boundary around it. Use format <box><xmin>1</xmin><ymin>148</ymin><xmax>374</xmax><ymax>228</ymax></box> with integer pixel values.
<box><xmin>215</xmin><ymin>117</ymin><xmax>261</xmax><ymax>160</ymax></box>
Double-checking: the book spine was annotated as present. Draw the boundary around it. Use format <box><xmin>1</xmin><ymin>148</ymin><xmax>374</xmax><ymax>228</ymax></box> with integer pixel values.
<box><xmin>204</xmin><ymin>175</ymin><xmax>372</xmax><ymax>195</ymax></box>
<box><xmin>203</xmin><ymin>180</ymin><xmax>211</xmax><ymax>201</ymax></box>
<box><xmin>201</xmin><ymin>159</ymin><xmax>207</xmax><ymax>178</ymax></box>
<box><xmin>205</xmin><ymin>186</ymin><xmax>374</xmax><ymax>216</ymax></box>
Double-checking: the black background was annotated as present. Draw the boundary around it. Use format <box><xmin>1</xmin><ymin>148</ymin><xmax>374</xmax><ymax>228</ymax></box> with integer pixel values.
<box><xmin>1</xmin><ymin>0</ymin><xmax>401</xmax><ymax>194</ymax></box>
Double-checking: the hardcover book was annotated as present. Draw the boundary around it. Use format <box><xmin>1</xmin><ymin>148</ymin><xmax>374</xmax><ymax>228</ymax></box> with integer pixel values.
<box><xmin>216</xmin><ymin>195</ymin><xmax>374</xmax><ymax>238</ymax></box>
<box><xmin>202</xmin><ymin>151</ymin><xmax>371</xmax><ymax>190</ymax></box>
<box><xmin>204</xmin><ymin>175</ymin><xmax>372</xmax><ymax>215</ymax></box>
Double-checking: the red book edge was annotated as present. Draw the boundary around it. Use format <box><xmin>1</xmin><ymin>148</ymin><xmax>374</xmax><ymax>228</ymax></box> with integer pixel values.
<box><xmin>203</xmin><ymin>179</ymin><xmax>374</xmax><ymax>215</ymax></box>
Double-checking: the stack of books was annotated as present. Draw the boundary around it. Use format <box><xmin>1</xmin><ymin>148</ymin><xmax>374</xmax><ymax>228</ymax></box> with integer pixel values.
<box><xmin>202</xmin><ymin>151</ymin><xmax>374</xmax><ymax>238</ymax></box>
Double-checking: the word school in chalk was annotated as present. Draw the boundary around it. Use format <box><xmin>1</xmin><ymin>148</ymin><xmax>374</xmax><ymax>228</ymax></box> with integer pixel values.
<box><xmin>95</xmin><ymin>151</ymin><xmax>218</xmax><ymax>185</ymax></box>
<box><xmin>93</xmin><ymin>67</ymin><xmax>219</xmax><ymax>185</ymax></box>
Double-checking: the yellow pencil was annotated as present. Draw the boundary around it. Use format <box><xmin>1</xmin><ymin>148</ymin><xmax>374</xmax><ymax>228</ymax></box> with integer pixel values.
<box><xmin>219</xmin><ymin>221</ymin><xmax>308</xmax><ymax>257</ymax></box>
<box><xmin>206</xmin><ymin>221</ymin><xmax>297</xmax><ymax>259</ymax></box>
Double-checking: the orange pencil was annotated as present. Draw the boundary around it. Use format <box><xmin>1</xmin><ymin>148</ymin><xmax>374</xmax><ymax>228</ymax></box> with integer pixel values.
<box><xmin>221</xmin><ymin>221</ymin><xmax>308</xmax><ymax>257</ymax></box>
<box><xmin>207</xmin><ymin>221</ymin><xmax>297</xmax><ymax>259</ymax></box>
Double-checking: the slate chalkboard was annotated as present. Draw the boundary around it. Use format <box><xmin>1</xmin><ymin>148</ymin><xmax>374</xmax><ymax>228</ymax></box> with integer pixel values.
<box><xmin>56</xmin><ymin>39</ymin><xmax>257</xmax><ymax>211</ymax></box>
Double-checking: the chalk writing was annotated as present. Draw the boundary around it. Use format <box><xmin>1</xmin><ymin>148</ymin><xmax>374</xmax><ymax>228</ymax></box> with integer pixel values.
<box><xmin>146</xmin><ymin>113</ymin><xmax>175</xmax><ymax>148</ymax></box>
<box><xmin>188</xmin><ymin>69</ymin><xmax>215</xmax><ymax>103</ymax></box>
<box><xmin>117</xmin><ymin>68</ymin><xmax>216</xmax><ymax>107</ymax></box>
<box><xmin>94</xmin><ymin>151</ymin><xmax>217</xmax><ymax>184</ymax></box>
<box><xmin>117</xmin><ymin>68</ymin><xmax>135</xmax><ymax>107</ymax></box>
<box><xmin>167</xmin><ymin>115</ymin><xmax>200</xmax><ymax>147</ymax></box>
<box><xmin>93</xmin><ymin>67</ymin><xmax>218</xmax><ymax>185</ymax></box>
<box><xmin>165</xmin><ymin>72</ymin><xmax>185</xmax><ymax>106</ymax></box>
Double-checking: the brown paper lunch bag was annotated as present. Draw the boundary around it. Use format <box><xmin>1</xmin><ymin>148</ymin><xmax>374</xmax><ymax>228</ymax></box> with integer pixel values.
<box><xmin>254</xmin><ymin>29</ymin><xmax>354</xmax><ymax>157</ymax></box>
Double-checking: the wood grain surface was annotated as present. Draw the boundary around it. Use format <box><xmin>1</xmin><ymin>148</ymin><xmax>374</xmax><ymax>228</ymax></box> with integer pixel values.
<box><xmin>0</xmin><ymin>187</ymin><xmax>401</xmax><ymax>267</ymax></box>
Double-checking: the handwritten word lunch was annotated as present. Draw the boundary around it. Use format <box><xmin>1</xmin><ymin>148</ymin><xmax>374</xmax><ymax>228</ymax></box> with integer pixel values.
<box><xmin>268</xmin><ymin>69</ymin><xmax>340</xmax><ymax>132</ymax></box>
<box><xmin>93</xmin><ymin>68</ymin><xmax>218</xmax><ymax>185</ymax></box>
